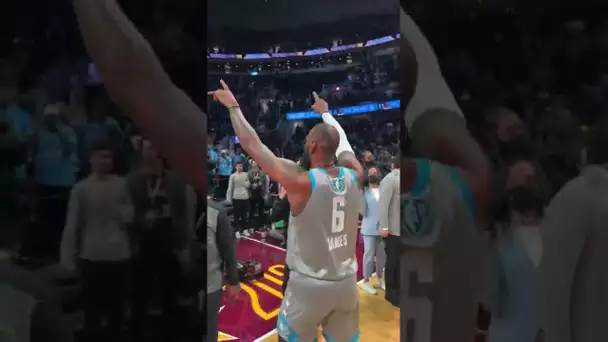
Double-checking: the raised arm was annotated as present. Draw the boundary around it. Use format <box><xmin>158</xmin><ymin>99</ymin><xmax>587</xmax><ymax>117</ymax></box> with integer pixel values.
<box><xmin>71</xmin><ymin>0</ymin><xmax>207</xmax><ymax>193</ymax></box>
<box><xmin>209</xmin><ymin>81</ymin><xmax>309</xmax><ymax>194</ymax></box>
<box><xmin>311</xmin><ymin>92</ymin><xmax>364</xmax><ymax>185</ymax></box>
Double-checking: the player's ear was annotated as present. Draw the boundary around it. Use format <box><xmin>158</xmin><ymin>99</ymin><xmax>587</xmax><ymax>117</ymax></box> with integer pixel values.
<box><xmin>310</xmin><ymin>141</ymin><xmax>318</xmax><ymax>154</ymax></box>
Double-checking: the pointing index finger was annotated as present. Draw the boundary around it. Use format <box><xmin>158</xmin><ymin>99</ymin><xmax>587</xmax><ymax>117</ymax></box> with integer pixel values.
<box><xmin>220</xmin><ymin>79</ymin><xmax>229</xmax><ymax>90</ymax></box>
<box><xmin>312</xmin><ymin>91</ymin><xmax>319</xmax><ymax>101</ymax></box>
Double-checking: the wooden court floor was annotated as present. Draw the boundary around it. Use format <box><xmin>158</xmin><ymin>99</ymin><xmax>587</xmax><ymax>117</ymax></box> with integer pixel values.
<box><xmin>259</xmin><ymin>276</ymin><xmax>399</xmax><ymax>341</ymax></box>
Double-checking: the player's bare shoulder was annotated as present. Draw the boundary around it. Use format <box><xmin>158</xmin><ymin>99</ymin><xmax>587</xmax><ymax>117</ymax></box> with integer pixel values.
<box><xmin>336</xmin><ymin>151</ymin><xmax>364</xmax><ymax>187</ymax></box>
<box><xmin>284</xmin><ymin>161</ymin><xmax>315</xmax><ymax>215</ymax></box>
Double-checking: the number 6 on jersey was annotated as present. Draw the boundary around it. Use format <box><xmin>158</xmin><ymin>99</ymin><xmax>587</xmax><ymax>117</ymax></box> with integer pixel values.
<box><xmin>331</xmin><ymin>196</ymin><xmax>346</xmax><ymax>233</ymax></box>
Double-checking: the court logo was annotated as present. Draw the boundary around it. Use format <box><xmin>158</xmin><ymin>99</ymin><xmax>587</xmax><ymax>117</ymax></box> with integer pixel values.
<box><xmin>400</xmin><ymin>194</ymin><xmax>440</xmax><ymax>247</ymax></box>
<box><xmin>329</xmin><ymin>176</ymin><xmax>346</xmax><ymax>194</ymax></box>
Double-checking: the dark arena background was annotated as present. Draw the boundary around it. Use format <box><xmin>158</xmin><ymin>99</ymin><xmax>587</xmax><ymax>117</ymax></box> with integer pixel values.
<box><xmin>207</xmin><ymin>1</ymin><xmax>400</xmax><ymax>341</ymax></box>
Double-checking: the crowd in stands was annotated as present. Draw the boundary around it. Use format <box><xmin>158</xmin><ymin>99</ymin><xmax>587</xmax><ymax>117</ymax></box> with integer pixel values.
<box><xmin>409</xmin><ymin>3</ymin><xmax>608</xmax><ymax>340</ymax></box>
<box><xmin>2</xmin><ymin>1</ymin><xmax>208</xmax><ymax>341</ymax></box>
<box><xmin>414</xmin><ymin>3</ymin><xmax>608</xmax><ymax>190</ymax></box>
<box><xmin>207</xmin><ymin>80</ymin><xmax>400</xmax><ymax>195</ymax></box>
<box><xmin>207</xmin><ymin>53</ymin><xmax>400</xmax><ymax>190</ymax></box>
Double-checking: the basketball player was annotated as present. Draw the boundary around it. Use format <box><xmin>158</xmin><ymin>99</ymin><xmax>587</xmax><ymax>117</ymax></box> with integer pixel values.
<box><xmin>537</xmin><ymin>131</ymin><xmax>608</xmax><ymax>342</ymax></box>
<box><xmin>399</xmin><ymin>9</ymin><xmax>492</xmax><ymax>342</ymax></box>
<box><xmin>209</xmin><ymin>82</ymin><xmax>364</xmax><ymax>342</ymax></box>
<box><xmin>70</xmin><ymin>0</ymin><xmax>207</xmax><ymax>194</ymax></box>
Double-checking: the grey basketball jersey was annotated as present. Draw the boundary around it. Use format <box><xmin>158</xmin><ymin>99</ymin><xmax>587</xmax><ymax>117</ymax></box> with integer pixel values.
<box><xmin>401</xmin><ymin>159</ymin><xmax>482</xmax><ymax>342</ymax></box>
<box><xmin>286</xmin><ymin>167</ymin><xmax>361</xmax><ymax>281</ymax></box>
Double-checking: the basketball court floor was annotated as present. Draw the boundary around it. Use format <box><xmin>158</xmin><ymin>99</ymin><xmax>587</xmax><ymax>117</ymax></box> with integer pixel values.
<box><xmin>217</xmin><ymin>232</ymin><xmax>399</xmax><ymax>341</ymax></box>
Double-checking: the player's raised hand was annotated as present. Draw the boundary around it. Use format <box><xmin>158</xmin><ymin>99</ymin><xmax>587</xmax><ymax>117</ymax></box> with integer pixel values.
<box><xmin>311</xmin><ymin>91</ymin><xmax>329</xmax><ymax>114</ymax></box>
<box><xmin>208</xmin><ymin>79</ymin><xmax>239</xmax><ymax>108</ymax></box>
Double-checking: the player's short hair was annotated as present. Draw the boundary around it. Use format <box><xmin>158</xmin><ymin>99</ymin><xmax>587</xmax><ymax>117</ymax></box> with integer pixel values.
<box><xmin>299</xmin><ymin>149</ymin><xmax>311</xmax><ymax>170</ymax></box>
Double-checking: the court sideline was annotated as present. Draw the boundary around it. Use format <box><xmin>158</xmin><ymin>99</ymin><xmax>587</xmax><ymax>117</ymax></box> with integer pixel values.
<box><xmin>217</xmin><ymin>233</ymin><xmax>399</xmax><ymax>341</ymax></box>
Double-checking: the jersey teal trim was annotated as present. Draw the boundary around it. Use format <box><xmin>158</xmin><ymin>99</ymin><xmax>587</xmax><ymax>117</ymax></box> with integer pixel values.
<box><xmin>307</xmin><ymin>170</ymin><xmax>316</xmax><ymax>192</ymax></box>
<box><xmin>411</xmin><ymin>159</ymin><xmax>431</xmax><ymax>196</ymax></box>
<box><xmin>277</xmin><ymin>313</ymin><xmax>307</xmax><ymax>342</ymax></box>
<box><xmin>323</xmin><ymin>330</ymin><xmax>360</xmax><ymax>342</ymax></box>
<box><xmin>338</xmin><ymin>167</ymin><xmax>345</xmax><ymax>178</ymax></box>
<box><xmin>347</xmin><ymin>168</ymin><xmax>358</xmax><ymax>185</ymax></box>
<box><xmin>448</xmin><ymin>167</ymin><xmax>476</xmax><ymax>219</ymax></box>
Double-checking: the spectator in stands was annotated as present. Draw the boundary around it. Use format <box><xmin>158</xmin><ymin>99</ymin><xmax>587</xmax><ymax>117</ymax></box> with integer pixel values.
<box><xmin>77</xmin><ymin>92</ymin><xmax>122</xmax><ymax>174</ymax></box>
<box><xmin>60</xmin><ymin>142</ymin><xmax>133</xmax><ymax>342</ymax></box>
<box><xmin>208</xmin><ymin>140</ymin><xmax>218</xmax><ymax>191</ymax></box>
<box><xmin>248</xmin><ymin>160</ymin><xmax>269</xmax><ymax>230</ymax></box>
<box><xmin>0</xmin><ymin>83</ymin><xmax>33</xmax><ymax>143</ymax></box>
<box><xmin>227</xmin><ymin>160</ymin><xmax>251</xmax><ymax>237</ymax></box>
<box><xmin>359</xmin><ymin>168</ymin><xmax>386</xmax><ymax>295</ymax></box>
<box><xmin>216</xmin><ymin>149</ymin><xmax>233</xmax><ymax>199</ymax></box>
<box><xmin>30</xmin><ymin>104</ymin><xmax>78</xmax><ymax>260</ymax></box>
<box><xmin>361</xmin><ymin>150</ymin><xmax>377</xmax><ymax>173</ymax></box>
<box><xmin>0</xmin><ymin>119</ymin><xmax>27</xmax><ymax>235</ymax></box>
<box><xmin>126</xmin><ymin>139</ymin><xmax>197</xmax><ymax>342</ymax></box>
<box><xmin>482</xmin><ymin>185</ymin><xmax>543</xmax><ymax>342</ymax></box>
<box><xmin>232</xmin><ymin>145</ymin><xmax>247</xmax><ymax>170</ymax></box>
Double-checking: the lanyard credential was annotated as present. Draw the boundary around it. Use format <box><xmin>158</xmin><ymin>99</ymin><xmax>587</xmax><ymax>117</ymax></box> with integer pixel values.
<box><xmin>147</xmin><ymin>177</ymin><xmax>161</xmax><ymax>204</ymax></box>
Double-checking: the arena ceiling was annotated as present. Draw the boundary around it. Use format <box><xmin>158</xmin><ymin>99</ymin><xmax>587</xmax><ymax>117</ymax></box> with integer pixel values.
<box><xmin>207</xmin><ymin>0</ymin><xmax>398</xmax><ymax>30</ymax></box>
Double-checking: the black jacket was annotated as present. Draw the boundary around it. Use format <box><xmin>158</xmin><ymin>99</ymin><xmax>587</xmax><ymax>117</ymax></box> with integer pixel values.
<box><xmin>207</xmin><ymin>200</ymin><xmax>239</xmax><ymax>286</ymax></box>
<box><xmin>269</xmin><ymin>196</ymin><xmax>290</xmax><ymax>226</ymax></box>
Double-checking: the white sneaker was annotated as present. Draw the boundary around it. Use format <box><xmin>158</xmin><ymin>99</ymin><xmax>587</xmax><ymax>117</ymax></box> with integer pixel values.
<box><xmin>235</xmin><ymin>232</ymin><xmax>241</xmax><ymax>239</ymax></box>
<box><xmin>243</xmin><ymin>230</ymin><xmax>251</xmax><ymax>237</ymax></box>
<box><xmin>248</xmin><ymin>228</ymin><xmax>255</xmax><ymax>235</ymax></box>
<box><xmin>358</xmin><ymin>281</ymin><xmax>377</xmax><ymax>295</ymax></box>
<box><xmin>378</xmin><ymin>279</ymin><xmax>386</xmax><ymax>291</ymax></box>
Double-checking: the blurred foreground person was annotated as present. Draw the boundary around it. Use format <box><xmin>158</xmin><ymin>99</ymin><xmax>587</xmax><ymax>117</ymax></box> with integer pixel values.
<box><xmin>126</xmin><ymin>139</ymin><xmax>197</xmax><ymax>342</ymax></box>
<box><xmin>537</xmin><ymin>132</ymin><xmax>608</xmax><ymax>342</ymax></box>
<box><xmin>0</xmin><ymin>249</ymin><xmax>73</xmax><ymax>342</ymax></box>
<box><xmin>60</xmin><ymin>143</ymin><xmax>133</xmax><ymax>341</ymax></box>
<box><xmin>482</xmin><ymin>185</ymin><xmax>543</xmax><ymax>342</ymax></box>
<box><xmin>399</xmin><ymin>9</ymin><xmax>490</xmax><ymax>342</ymax></box>
<box><xmin>30</xmin><ymin>105</ymin><xmax>78</xmax><ymax>261</ymax></box>
<box><xmin>71</xmin><ymin>0</ymin><xmax>207</xmax><ymax>193</ymax></box>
